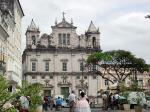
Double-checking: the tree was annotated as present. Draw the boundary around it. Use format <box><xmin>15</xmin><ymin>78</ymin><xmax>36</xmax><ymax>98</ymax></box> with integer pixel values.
<box><xmin>87</xmin><ymin>50</ymin><xmax>149</xmax><ymax>85</ymax></box>
<box><xmin>17</xmin><ymin>80</ymin><xmax>43</xmax><ymax>111</ymax></box>
<box><xmin>0</xmin><ymin>75</ymin><xmax>16</xmax><ymax>111</ymax></box>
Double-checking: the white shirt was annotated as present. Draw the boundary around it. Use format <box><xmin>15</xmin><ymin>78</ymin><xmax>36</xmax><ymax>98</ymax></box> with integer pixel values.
<box><xmin>115</xmin><ymin>94</ymin><xmax>119</xmax><ymax>100</ymax></box>
<box><xmin>69</xmin><ymin>93</ymin><xmax>76</xmax><ymax>102</ymax></box>
<box><xmin>20</xmin><ymin>96</ymin><xmax>29</xmax><ymax>109</ymax></box>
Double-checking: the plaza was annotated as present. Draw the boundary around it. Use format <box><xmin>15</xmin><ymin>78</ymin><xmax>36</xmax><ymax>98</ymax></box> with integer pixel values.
<box><xmin>0</xmin><ymin>0</ymin><xmax>150</xmax><ymax>112</ymax></box>
<box><xmin>39</xmin><ymin>107</ymin><xmax>150</xmax><ymax>112</ymax></box>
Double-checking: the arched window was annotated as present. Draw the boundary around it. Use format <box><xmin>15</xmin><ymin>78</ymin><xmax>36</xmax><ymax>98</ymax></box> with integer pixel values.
<box><xmin>32</xmin><ymin>36</ymin><xmax>36</xmax><ymax>45</ymax></box>
<box><xmin>92</xmin><ymin>37</ymin><xmax>96</xmax><ymax>47</ymax></box>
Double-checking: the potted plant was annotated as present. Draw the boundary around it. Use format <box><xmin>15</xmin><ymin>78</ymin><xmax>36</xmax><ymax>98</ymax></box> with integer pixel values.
<box><xmin>122</xmin><ymin>92</ymin><xmax>130</xmax><ymax>111</ymax></box>
<box><xmin>135</xmin><ymin>97</ymin><xmax>142</xmax><ymax>112</ymax></box>
<box><xmin>118</xmin><ymin>82</ymin><xmax>130</xmax><ymax>110</ymax></box>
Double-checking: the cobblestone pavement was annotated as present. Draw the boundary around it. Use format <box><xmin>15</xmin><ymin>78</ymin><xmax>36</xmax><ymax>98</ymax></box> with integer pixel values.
<box><xmin>43</xmin><ymin>108</ymin><xmax>150</xmax><ymax>112</ymax></box>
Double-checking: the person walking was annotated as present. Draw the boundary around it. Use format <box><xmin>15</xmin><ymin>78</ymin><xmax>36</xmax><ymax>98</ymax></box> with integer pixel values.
<box><xmin>75</xmin><ymin>91</ymin><xmax>91</xmax><ymax>112</ymax></box>
<box><xmin>108</xmin><ymin>93</ymin><xmax>114</xmax><ymax>110</ymax></box>
<box><xmin>49</xmin><ymin>96</ymin><xmax>54</xmax><ymax>110</ymax></box>
<box><xmin>43</xmin><ymin>96</ymin><xmax>48</xmax><ymax>111</ymax></box>
<box><xmin>114</xmin><ymin>93</ymin><xmax>119</xmax><ymax>109</ymax></box>
<box><xmin>68</xmin><ymin>90</ymin><xmax>76</xmax><ymax>112</ymax></box>
<box><xmin>102</xmin><ymin>92</ymin><xmax>108</xmax><ymax>110</ymax></box>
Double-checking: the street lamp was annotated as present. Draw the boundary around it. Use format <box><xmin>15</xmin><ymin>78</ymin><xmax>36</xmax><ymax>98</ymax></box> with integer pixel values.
<box><xmin>79</xmin><ymin>53</ymin><xmax>88</xmax><ymax>93</ymax></box>
<box><xmin>80</xmin><ymin>53</ymin><xmax>84</xmax><ymax>90</ymax></box>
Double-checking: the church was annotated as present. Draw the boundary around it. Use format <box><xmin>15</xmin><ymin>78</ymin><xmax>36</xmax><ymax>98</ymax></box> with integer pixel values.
<box><xmin>22</xmin><ymin>14</ymin><xmax>102</xmax><ymax>98</ymax></box>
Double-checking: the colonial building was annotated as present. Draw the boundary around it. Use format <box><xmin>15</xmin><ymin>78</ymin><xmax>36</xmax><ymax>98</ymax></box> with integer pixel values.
<box><xmin>22</xmin><ymin>14</ymin><xmax>102</xmax><ymax>98</ymax></box>
<box><xmin>0</xmin><ymin>0</ymin><xmax>24</xmax><ymax>92</ymax></box>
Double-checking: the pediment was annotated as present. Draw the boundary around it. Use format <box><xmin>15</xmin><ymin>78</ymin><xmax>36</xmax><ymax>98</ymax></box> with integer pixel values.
<box><xmin>52</xmin><ymin>21</ymin><xmax>76</xmax><ymax>29</ymax></box>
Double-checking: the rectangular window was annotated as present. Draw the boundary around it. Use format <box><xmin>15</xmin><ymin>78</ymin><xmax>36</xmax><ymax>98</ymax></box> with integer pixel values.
<box><xmin>63</xmin><ymin>34</ymin><xmax>66</xmax><ymax>45</ymax></box>
<box><xmin>92</xmin><ymin>65</ymin><xmax>96</xmax><ymax>71</ymax></box>
<box><xmin>76</xmin><ymin>75</ymin><xmax>80</xmax><ymax>79</ymax></box>
<box><xmin>8</xmin><ymin>86</ymin><xmax>13</xmax><ymax>92</ymax></box>
<box><xmin>45</xmin><ymin>61</ymin><xmax>49</xmax><ymax>71</ymax></box>
<box><xmin>32</xmin><ymin>62</ymin><xmax>36</xmax><ymax>71</ymax></box>
<box><xmin>105</xmin><ymin>79</ymin><xmax>108</xmax><ymax>85</ymax></box>
<box><xmin>80</xmin><ymin>62</ymin><xmax>84</xmax><ymax>71</ymax></box>
<box><xmin>84</xmin><ymin>76</ymin><xmax>87</xmax><ymax>79</ymax></box>
<box><xmin>93</xmin><ymin>76</ymin><xmax>97</xmax><ymax>79</ymax></box>
<box><xmin>67</xmin><ymin>34</ymin><xmax>70</xmax><ymax>45</ymax></box>
<box><xmin>138</xmin><ymin>79</ymin><xmax>143</xmax><ymax>86</ymax></box>
<box><xmin>62</xmin><ymin>62</ymin><xmax>67</xmax><ymax>71</ymax></box>
<box><xmin>32</xmin><ymin>36</ymin><xmax>36</xmax><ymax>45</ymax></box>
<box><xmin>32</xmin><ymin>76</ymin><xmax>36</xmax><ymax>79</ymax></box>
<box><xmin>113</xmin><ymin>79</ymin><xmax>117</xmax><ymax>83</ymax></box>
<box><xmin>59</xmin><ymin>33</ymin><xmax>62</xmax><ymax>44</ymax></box>
<box><xmin>50</xmin><ymin>76</ymin><xmax>53</xmax><ymax>79</ymax></box>
<box><xmin>41</xmin><ymin>76</ymin><xmax>45</xmax><ymax>79</ymax></box>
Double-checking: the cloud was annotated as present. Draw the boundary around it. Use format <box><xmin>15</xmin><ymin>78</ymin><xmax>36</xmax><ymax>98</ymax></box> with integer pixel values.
<box><xmin>101</xmin><ymin>12</ymin><xmax>150</xmax><ymax>63</ymax></box>
<box><xmin>19</xmin><ymin>0</ymin><xmax>150</xmax><ymax>63</ymax></box>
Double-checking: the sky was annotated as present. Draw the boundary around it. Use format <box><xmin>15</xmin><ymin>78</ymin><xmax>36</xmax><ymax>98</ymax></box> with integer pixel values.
<box><xmin>20</xmin><ymin>0</ymin><xmax>150</xmax><ymax>63</ymax></box>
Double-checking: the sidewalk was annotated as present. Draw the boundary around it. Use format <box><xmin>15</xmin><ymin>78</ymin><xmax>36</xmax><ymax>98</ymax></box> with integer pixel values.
<box><xmin>38</xmin><ymin>106</ymin><xmax>150</xmax><ymax>112</ymax></box>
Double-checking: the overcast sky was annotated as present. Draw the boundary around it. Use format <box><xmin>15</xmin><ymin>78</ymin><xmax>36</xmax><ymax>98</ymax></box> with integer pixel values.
<box><xmin>20</xmin><ymin>0</ymin><xmax>150</xmax><ymax>63</ymax></box>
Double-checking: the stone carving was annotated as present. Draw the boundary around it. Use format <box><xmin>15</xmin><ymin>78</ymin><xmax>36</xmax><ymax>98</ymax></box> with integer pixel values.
<box><xmin>44</xmin><ymin>79</ymin><xmax>53</xmax><ymax>88</ymax></box>
<box><xmin>61</xmin><ymin>74</ymin><xmax>68</xmax><ymax>84</ymax></box>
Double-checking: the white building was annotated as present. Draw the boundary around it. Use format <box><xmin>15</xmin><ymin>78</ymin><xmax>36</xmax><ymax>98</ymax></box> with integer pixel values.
<box><xmin>22</xmin><ymin>15</ymin><xmax>102</xmax><ymax>98</ymax></box>
<box><xmin>0</xmin><ymin>0</ymin><xmax>24</xmax><ymax>92</ymax></box>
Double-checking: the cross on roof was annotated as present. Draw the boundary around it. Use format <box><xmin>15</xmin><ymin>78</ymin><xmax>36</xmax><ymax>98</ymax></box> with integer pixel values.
<box><xmin>62</xmin><ymin>12</ymin><xmax>66</xmax><ymax>20</ymax></box>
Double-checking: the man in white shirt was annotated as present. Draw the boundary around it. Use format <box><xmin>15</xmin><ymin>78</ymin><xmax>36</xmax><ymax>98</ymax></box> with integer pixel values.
<box><xmin>114</xmin><ymin>93</ymin><xmax>119</xmax><ymax>109</ymax></box>
<box><xmin>68</xmin><ymin>90</ymin><xmax>76</xmax><ymax>112</ymax></box>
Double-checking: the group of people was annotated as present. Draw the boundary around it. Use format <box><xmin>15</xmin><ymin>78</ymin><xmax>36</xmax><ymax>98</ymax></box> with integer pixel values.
<box><xmin>43</xmin><ymin>90</ymin><xmax>91</xmax><ymax>112</ymax></box>
<box><xmin>43</xmin><ymin>96</ymin><xmax>54</xmax><ymax>111</ymax></box>
<box><xmin>102</xmin><ymin>92</ymin><xmax>119</xmax><ymax>110</ymax></box>
<box><xmin>43</xmin><ymin>95</ymin><xmax>65</xmax><ymax>111</ymax></box>
<box><xmin>68</xmin><ymin>90</ymin><xmax>91</xmax><ymax>112</ymax></box>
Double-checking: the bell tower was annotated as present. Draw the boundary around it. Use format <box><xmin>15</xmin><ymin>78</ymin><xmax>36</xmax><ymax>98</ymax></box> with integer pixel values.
<box><xmin>25</xmin><ymin>19</ymin><xmax>40</xmax><ymax>49</ymax></box>
<box><xmin>85</xmin><ymin>21</ymin><xmax>100</xmax><ymax>49</ymax></box>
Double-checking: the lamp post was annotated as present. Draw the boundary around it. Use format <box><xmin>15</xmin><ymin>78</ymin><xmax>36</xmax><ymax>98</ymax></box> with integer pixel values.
<box><xmin>97</xmin><ymin>75</ymin><xmax>98</xmax><ymax>104</ymax></box>
<box><xmin>80</xmin><ymin>53</ymin><xmax>85</xmax><ymax>92</ymax></box>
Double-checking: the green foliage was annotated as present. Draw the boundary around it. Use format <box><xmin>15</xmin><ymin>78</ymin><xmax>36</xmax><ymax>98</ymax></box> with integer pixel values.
<box><xmin>87</xmin><ymin>50</ymin><xmax>149</xmax><ymax>86</ymax></box>
<box><xmin>0</xmin><ymin>76</ymin><xmax>43</xmax><ymax>111</ymax></box>
<box><xmin>148</xmin><ymin>79</ymin><xmax>150</xmax><ymax>87</ymax></box>
<box><xmin>0</xmin><ymin>75</ymin><xmax>16</xmax><ymax>111</ymax></box>
<box><xmin>119</xmin><ymin>77</ymin><xmax>143</xmax><ymax>92</ymax></box>
<box><xmin>17</xmin><ymin>81</ymin><xmax>43</xmax><ymax>110</ymax></box>
<box><xmin>87</xmin><ymin>52</ymin><xmax>112</xmax><ymax>64</ymax></box>
<box><xmin>4</xmin><ymin>107</ymin><xmax>17</xmax><ymax>112</ymax></box>
<box><xmin>122</xmin><ymin>92</ymin><xmax>129</xmax><ymax>100</ymax></box>
<box><xmin>119</xmin><ymin>82</ymin><xmax>127</xmax><ymax>92</ymax></box>
<box><xmin>119</xmin><ymin>82</ymin><xmax>130</xmax><ymax>104</ymax></box>
<box><xmin>129</xmin><ymin>77</ymin><xmax>143</xmax><ymax>92</ymax></box>
<box><xmin>145</xmin><ymin>79</ymin><xmax>150</xmax><ymax>96</ymax></box>
<box><xmin>136</xmin><ymin>96</ymin><xmax>142</xmax><ymax>106</ymax></box>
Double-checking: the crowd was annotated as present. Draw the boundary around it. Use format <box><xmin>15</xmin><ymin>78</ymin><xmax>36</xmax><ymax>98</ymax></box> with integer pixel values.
<box><xmin>102</xmin><ymin>92</ymin><xmax>119</xmax><ymax>110</ymax></box>
<box><xmin>3</xmin><ymin>91</ymin><xmax>119</xmax><ymax>112</ymax></box>
<box><xmin>43</xmin><ymin>90</ymin><xmax>91</xmax><ymax>112</ymax></box>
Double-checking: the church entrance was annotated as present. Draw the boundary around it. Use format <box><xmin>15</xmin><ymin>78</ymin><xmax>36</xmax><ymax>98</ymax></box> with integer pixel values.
<box><xmin>44</xmin><ymin>90</ymin><xmax>51</xmax><ymax>96</ymax></box>
<box><xmin>61</xmin><ymin>87</ymin><xmax>69</xmax><ymax>99</ymax></box>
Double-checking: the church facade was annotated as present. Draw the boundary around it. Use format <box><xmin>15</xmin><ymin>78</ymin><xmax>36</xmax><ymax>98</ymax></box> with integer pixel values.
<box><xmin>22</xmin><ymin>15</ymin><xmax>102</xmax><ymax>98</ymax></box>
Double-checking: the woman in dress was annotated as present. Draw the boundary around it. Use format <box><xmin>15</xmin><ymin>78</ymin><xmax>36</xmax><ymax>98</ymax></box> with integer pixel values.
<box><xmin>75</xmin><ymin>91</ymin><xmax>91</xmax><ymax>112</ymax></box>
